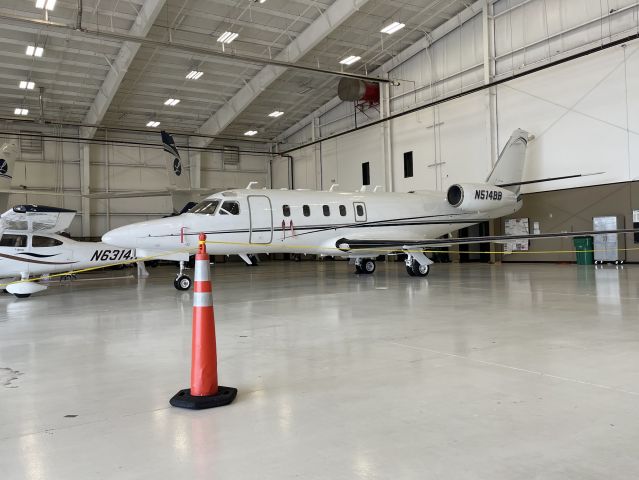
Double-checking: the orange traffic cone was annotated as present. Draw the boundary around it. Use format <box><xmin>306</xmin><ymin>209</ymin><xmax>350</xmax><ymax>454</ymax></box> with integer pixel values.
<box><xmin>170</xmin><ymin>233</ymin><xmax>237</xmax><ymax>409</ymax></box>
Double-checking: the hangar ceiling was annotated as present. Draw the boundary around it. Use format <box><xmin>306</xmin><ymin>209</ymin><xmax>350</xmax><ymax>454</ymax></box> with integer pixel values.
<box><xmin>0</xmin><ymin>0</ymin><xmax>469</xmax><ymax>142</ymax></box>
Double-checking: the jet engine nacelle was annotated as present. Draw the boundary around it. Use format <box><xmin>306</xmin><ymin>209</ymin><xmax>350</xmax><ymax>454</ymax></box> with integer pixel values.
<box><xmin>446</xmin><ymin>183</ymin><xmax>517</xmax><ymax>212</ymax></box>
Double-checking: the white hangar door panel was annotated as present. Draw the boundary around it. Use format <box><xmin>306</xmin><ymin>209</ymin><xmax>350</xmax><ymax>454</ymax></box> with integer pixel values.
<box><xmin>248</xmin><ymin>195</ymin><xmax>273</xmax><ymax>244</ymax></box>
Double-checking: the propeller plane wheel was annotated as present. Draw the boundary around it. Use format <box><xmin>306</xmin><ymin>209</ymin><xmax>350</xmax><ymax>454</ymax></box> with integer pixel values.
<box><xmin>174</xmin><ymin>275</ymin><xmax>192</xmax><ymax>291</ymax></box>
<box><xmin>408</xmin><ymin>260</ymin><xmax>430</xmax><ymax>277</ymax></box>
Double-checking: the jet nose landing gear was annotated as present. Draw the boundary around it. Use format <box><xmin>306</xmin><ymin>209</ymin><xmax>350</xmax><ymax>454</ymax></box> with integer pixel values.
<box><xmin>174</xmin><ymin>260</ymin><xmax>192</xmax><ymax>291</ymax></box>
<box><xmin>404</xmin><ymin>251</ymin><xmax>433</xmax><ymax>278</ymax></box>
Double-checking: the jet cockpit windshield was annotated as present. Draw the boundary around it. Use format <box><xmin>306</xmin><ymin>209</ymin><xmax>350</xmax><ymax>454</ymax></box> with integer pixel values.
<box><xmin>189</xmin><ymin>199</ymin><xmax>220</xmax><ymax>215</ymax></box>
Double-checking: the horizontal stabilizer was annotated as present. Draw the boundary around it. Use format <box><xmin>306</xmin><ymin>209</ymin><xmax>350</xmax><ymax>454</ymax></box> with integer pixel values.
<box><xmin>496</xmin><ymin>172</ymin><xmax>604</xmax><ymax>188</ymax></box>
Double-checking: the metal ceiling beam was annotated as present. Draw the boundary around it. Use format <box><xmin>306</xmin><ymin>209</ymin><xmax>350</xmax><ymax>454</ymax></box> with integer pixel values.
<box><xmin>79</xmin><ymin>0</ymin><xmax>167</xmax><ymax>139</ymax></box>
<box><xmin>191</xmin><ymin>0</ymin><xmax>373</xmax><ymax>148</ymax></box>
<box><xmin>0</xmin><ymin>11</ymin><xmax>388</xmax><ymax>84</ymax></box>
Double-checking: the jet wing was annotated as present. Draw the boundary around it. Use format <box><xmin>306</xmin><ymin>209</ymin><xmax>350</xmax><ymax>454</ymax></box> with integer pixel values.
<box><xmin>1</xmin><ymin>205</ymin><xmax>76</xmax><ymax>233</ymax></box>
<box><xmin>335</xmin><ymin>228</ymin><xmax>638</xmax><ymax>251</ymax></box>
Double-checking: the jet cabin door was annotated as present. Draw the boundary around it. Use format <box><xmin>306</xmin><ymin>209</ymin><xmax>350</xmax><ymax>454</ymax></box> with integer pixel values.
<box><xmin>248</xmin><ymin>195</ymin><xmax>273</xmax><ymax>244</ymax></box>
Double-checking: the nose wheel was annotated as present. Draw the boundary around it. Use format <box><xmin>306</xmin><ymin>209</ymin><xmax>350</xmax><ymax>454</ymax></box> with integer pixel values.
<box><xmin>405</xmin><ymin>258</ymin><xmax>430</xmax><ymax>277</ymax></box>
<box><xmin>174</xmin><ymin>260</ymin><xmax>192</xmax><ymax>290</ymax></box>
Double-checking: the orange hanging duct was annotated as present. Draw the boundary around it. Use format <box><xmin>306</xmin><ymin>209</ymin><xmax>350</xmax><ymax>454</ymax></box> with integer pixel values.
<box><xmin>338</xmin><ymin>78</ymin><xmax>380</xmax><ymax>105</ymax></box>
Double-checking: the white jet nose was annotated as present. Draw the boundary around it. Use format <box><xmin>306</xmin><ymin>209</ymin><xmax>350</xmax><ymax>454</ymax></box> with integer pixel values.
<box><xmin>102</xmin><ymin>225</ymin><xmax>133</xmax><ymax>247</ymax></box>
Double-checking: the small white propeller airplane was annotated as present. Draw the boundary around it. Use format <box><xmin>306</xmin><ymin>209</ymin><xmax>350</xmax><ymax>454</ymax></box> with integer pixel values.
<box><xmin>102</xmin><ymin>129</ymin><xmax>636</xmax><ymax>290</ymax></box>
<box><xmin>0</xmin><ymin>205</ymin><xmax>134</xmax><ymax>297</ymax></box>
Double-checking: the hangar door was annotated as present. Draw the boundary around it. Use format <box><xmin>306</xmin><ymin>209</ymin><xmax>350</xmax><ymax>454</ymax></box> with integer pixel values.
<box><xmin>248</xmin><ymin>195</ymin><xmax>273</xmax><ymax>244</ymax></box>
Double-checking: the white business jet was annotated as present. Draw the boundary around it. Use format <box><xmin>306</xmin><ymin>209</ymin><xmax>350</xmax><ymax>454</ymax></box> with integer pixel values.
<box><xmin>0</xmin><ymin>205</ymin><xmax>134</xmax><ymax>297</ymax></box>
<box><xmin>102</xmin><ymin>129</ymin><xmax>635</xmax><ymax>289</ymax></box>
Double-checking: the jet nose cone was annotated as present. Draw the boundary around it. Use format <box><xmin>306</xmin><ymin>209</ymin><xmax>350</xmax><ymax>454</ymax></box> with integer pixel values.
<box><xmin>102</xmin><ymin>226</ymin><xmax>128</xmax><ymax>247</ymax></box>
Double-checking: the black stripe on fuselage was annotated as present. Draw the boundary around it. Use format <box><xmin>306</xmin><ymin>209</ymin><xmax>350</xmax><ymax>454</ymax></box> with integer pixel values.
<box><xmin>147</xmin><ymin>215</ymin><xmax>488</xmax><ymax>239</ymax></box>
<box><xmin>18</xmin><ymin>252</ymin><xmax>58</xmax><ymax>258</ymax></box>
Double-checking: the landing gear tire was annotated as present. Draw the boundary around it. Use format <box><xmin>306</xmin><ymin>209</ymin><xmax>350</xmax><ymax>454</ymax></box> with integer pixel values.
<box><xmin>408</xmin><ymin>260</ymin><xmax>430</xmax><ymax>277</ymax></box>
<box><xmin>355</xmin><ymin>264</ymin><xmax>363</xmax><ymax>274</ymax></box>
<box><xmin>359</xmin><ymin>259</ymin><xmax>376</xmax><ymax>274</ymax></box>
<box><xmin>174</xmin><ymin>275</ymin><xmax>192</xmax><ymax>291</ymax></box>
<box><xmin>14</xmin><ymin>293</ymin><xmax>31</xmax><ymax>298</ymax></box>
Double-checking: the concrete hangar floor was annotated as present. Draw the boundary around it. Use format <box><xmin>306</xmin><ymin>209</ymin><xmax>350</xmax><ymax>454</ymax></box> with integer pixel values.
<box><xmin>1</xmin><ymin>261</ymin><xmax>638</xmax><ymax>479</ymax></box>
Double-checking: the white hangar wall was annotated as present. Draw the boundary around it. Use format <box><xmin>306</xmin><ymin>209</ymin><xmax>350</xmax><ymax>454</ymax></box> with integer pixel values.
<box><xmin>1</xmin><ymin>126</ymin><xmax>270</xmax><ymax>237</ymax></box>
<box><xmin>279</xmin><ymin>0</ymin><xmax>639</xmax><ymax>196</ymax></box>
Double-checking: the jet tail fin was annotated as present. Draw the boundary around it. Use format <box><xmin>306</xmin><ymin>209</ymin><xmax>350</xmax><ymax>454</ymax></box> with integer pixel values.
<box><xmin>486</xmin><ymin>129</ymin><xmax>529</xmax><ymax>193</ymax></box>
<box><xmin>161</xmin><ymin>131</ymin><xmax>190</xmax><ymax>190</ymax></box>
<box><xmin>0</xmin><ymin>142</ymin><xmax>18</xmax><ymax>212</ymax></box>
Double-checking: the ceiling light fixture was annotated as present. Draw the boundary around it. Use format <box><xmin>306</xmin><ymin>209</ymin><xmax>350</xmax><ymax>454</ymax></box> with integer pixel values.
<box><xmin>146</xmin><ymin>121</ymin><xmax>161</xmax><ymax>128</ymax></box>
<box><xmin>268</xmin><ymin>111</ymin><xmax>284</xmax><ymax>118</ymax></box>
<box><xmin>380</xmin><ymin>22</ymin><xmax>405</xmax><ymax>34</ymax></box>
<box><xmin>186</xmin><ymin>70</ymin><xmax>204</xmax><ymax>80</ymax></box>
<box><xmin>217</xmin><ymin>31</ymin><xmax>239</xmax><ymax>44</ymax></box>
<box><xmin>164</xmin><ymin>98</ymin><xmax>180</xmax><ymax>106</ymax></box>
<box><xmin>19</xmin><ymin>81</ymin><xmax>35</xmax><ymax>90</ymax></box>
<box><xmin>14</xmin><ymin>108</ymin><xmax>29</xmax><ymax>116</ymax></box>
<box><xmin>35</xmin><ymin>0</ymin><xmax>56</xmax><ymax>10</ymax></box>
<box><xmin>244</xmin><ymin>130</ymin><xmax>258</xmax><ymax>136</ymax></box>
<box><xmin>339</xmin><ymin>55</ymin><xmax>361</xmax><ymax>65</ymax></box>
<box><xmin>26</xmin><ymin>45</ymin><xmax>44</xmax><ymax>57</ymax></box>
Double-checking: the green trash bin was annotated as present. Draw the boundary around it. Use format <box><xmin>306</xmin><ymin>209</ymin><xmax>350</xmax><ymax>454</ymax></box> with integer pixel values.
<box><xmin>573</xmin><ymin>236</ymin><xmax>594</xmax><ymax>265</ymax></box>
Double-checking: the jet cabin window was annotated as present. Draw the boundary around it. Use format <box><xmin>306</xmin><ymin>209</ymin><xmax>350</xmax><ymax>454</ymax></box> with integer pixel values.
<box><xmin>219</xmin><ymin>201</ymin><xmax>240</xmax><ymax>215</ymax></box>
<box><xmin>190</xmin><ymin>200</ymin><xmax>219</xmax><ymax>215</ymax></box>
<box><xmin>339</xmin><ymin>205</ymin><xmax>347</xmax><ymax>216</ymax></box>
<box><xmin>323</xmin><ymin>205</ymin><xmax>330</xmax><ymax>216</ymax></box>
<box><xmin>32</xmin><ymin>236</ymin><xmax>63</xmax><ymax>247</ymax></box>
<box><xmin>282</xmin><ymin>205</ymin><xmax>290</xmax><ymax>217</ymax></box>
<box><xmin>0</xmin><ymin>234</ymin><xmax>27</xmax><ymax>248</ymax></box>
<box><xmin>303</xmin><ymin>205</ymin><xmax>311</xmax><ymax>217</ymax></box>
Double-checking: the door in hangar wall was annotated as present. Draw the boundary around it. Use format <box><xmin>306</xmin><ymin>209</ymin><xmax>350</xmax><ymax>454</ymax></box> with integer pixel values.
<box><xmin>248</xmin><ymin>195</ymin><xmax>273</xmax><ymax>244</ymax></box>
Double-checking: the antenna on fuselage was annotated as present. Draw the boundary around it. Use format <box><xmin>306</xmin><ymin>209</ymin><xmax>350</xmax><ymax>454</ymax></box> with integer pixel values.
<box><xmin>329</xmin><ymin>184</ymin><xmax>339</xmax><ymax>192</ymax></box>
<box><xmin>246</xmin><ymin>181</ymin><xmax>259</xmax><ymax>189</ymax></box>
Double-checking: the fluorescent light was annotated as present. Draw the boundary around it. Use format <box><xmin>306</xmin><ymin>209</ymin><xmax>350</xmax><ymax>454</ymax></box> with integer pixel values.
<box><xmin>268</xmin><ymin>110</ymin><xmax>284</xmax><ymax>118</ymax></box>
<box><xmin>217</xmin><ymin>31</ymin><xmax>238</xmax><ymax>44</ymax></box>
<box><xmin>244</xmin><ymin>130</ymin><xmax>258</xmax><ymax>136</ymax></box>
<box><xmin>186</xmin><ymin>70</ymin><xmax>203</xmax><ymax>80</ymax></box>
<box><xmin>164</xmin><ymin>98</ymin><xmax>180</xmax><ymax>106</ymax></box>
<box><xmin>26</xmin><ymin>45</ymin><xmax>43</xmax><ymax>57</ymax></box>
<box><xmin>36</xmin><ymin>0</ymin><xmax>56</xmax><ymax>9</ymax></box>
<box><xmin>19</xmin><ymin>81</ymin><xmax>35</xmax><ymax>90</ymax></box>
<box><xmin>146</xmin><ymin>121</ymin><xmax>160</xmax><ymax>128</ymax></box>
<box><xmin>381</xmin><ymin>22</ymin><xmax>405</xmax><ymax>34</ymax></box>
<box><xmin>339</xmin><ymin>55</ymin><xmax>361</xmax><ymax>65</ymax></box>
<box><xmin>14</xmin><ymin>108</ymin><xmax>29</xmax><ymax>116</ymax></box>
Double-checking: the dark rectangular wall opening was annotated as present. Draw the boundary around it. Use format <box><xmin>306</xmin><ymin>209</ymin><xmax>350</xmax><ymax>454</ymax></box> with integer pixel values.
<box><xmin>362</xmin><ymin>162</ymin><xmax>370</xmax><ymax>186</ymax></box>
<box><xmin>403</xmin><ymin>151</ymin><xmax>413</xmax><ymax>178</ymax></box>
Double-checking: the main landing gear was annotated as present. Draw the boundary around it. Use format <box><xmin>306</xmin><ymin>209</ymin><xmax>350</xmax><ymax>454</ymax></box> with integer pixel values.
<box><xmin>174</xmin><ymin>260</ymin><xmax>192</xmax><ymax>291</ymax></box>
<box><xmin>354</xmin><ymin>258</ymin><xmax>376</xmax><ymax>274</ymax></box>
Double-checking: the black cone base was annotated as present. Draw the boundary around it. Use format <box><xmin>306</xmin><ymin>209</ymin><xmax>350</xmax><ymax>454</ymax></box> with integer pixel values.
<box><xmin>170</xmin><ymin>386</ymin><xmax>237</xmax><ymax>410</ymax></box>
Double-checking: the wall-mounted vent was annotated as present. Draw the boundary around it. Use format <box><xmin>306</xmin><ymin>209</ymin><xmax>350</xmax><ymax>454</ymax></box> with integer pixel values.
<box><xmin>19</xmin><ymin>132</ymin><xmax>43</xmax><ymax>153</ymax></box>
<box><xmin>223</xmin><ymin>145</ymin><xmax>240</xmax><ymax>170</ymax></box>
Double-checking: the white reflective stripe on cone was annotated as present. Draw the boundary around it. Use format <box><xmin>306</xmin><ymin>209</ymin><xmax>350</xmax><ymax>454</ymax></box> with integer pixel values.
<box><xmin>194</xmin><ymin>259</ymin><xmax>210</xmax><ymax>282</ymax></box>
<box><xmin>193</xmin><ymin>292</ymin><xmax>213</xmax><ymax>307</ymax></box>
